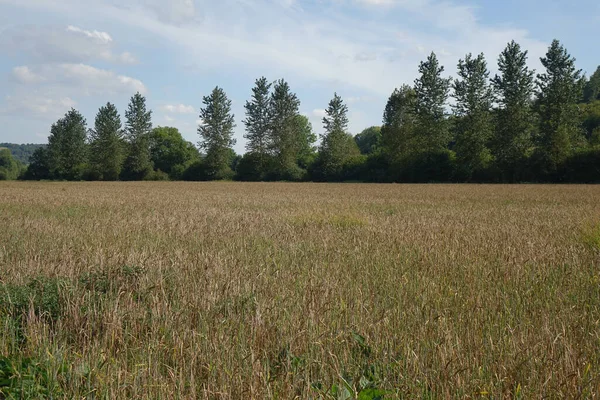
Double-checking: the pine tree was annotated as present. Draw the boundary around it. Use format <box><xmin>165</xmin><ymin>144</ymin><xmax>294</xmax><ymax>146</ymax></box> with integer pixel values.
<box><xmin>89</xmin><ymin>102</ymin><xmax>124</xmax><ymax>180</ymax></box>
<box><xmin>452</xmin><ymin>53</ymin><xmax>494</xmax><ymax>179</ymax></box>
<box><xmin>381</xmin><ymin>85</ymin><xmax>417</xmax><ymax>164</ymax></box>
<box><xmin>122</xmin><ymin>92</ymin><xmax>153</xmax><ymax>180</ymax></box>
<box><xmin>414</xmin><ymin>52</ymin><xmax>451</xmax><ymax>152</ymax></box>
<box><xmin>198</xmin><ymin>86</ymin><xmax>236</xmax><ymax>180</ymax></box>
<box><xmin>536</xmin><ymin>39</ymin><xmax>584</xmax><ymax>170</ymax></box>
<box><xmin>243</xmin><ymin>77</ymin><xmax>272</xmax><ymax>176</ymax></box>
<box><xmin>47</xmin><ymin>108</ymin><xmax>88</xmax><ymax>180</ymax></box>
<box><xmin>491</xmin><ymin>40</ymin><xmax>536</xmax><ymax>181</ymax></box>
<box><xmin>317</xmin><ymin>93</ymin><xmax>359</xmax><ymax>180</ymax></box>
<box><xmin>295</xmin><ymin>114</ymin><xmax>317</xmax><ymax>169</ymax></box>
<box><xmin>268</xmin><ymin>79</ymin><xmax>302</xmax><ymax>180</ymax></box>
<box><xmin>584</xmin><ymin>66</ymin><xmax>600</xmax><ymax>103</ymax></box>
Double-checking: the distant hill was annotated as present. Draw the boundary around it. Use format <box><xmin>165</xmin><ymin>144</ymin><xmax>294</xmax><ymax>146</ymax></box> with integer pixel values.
<box><xmin>0</xmin><ymin>143</ymin><xmax>46</xmax><ymax>164</ymax></box>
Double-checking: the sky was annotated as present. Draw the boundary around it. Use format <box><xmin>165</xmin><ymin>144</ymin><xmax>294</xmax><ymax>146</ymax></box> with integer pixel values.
<box><xmin>0</xmin><ymin>0</ymin><xmax>598</xmax><ymax>153</ymax></box>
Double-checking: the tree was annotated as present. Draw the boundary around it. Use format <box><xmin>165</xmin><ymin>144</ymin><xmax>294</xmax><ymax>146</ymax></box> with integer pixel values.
<box><xmin>243</xmin><ymin>77</ymin><xmax>272</xmax><ymax>177</ymax></box>
<box><xmin>535</xmin><ymin>39</ymin><xmax>584</xmax><ymax>171</ymax></box>
<box><xmin>47</xmin><ymin>108</ymin><xmax>88</xmax><ymax>180</ymax></box>
<box><xmin>414</xmin><ymin>52</ymin><xmax>451</xmax><ymax>152</ymax></box>
<box><xmin>23</xmin><ymin>147</ymin><xmax>51</xmax><ymax>180</ymax></box>
<box><xmin>315</xmin><ymin>93</ymin><xmax>360</xmax><ymax>180</ymax></box>
<box><xmin>122</xmin><ymin>92</ymin><xmax>153</xmax><ymax>180</ymax></box>
<box><xmin>491</xmin><ymin>41</ymin><xmax>536</xmax><ymax>181</ymax></box>
<box><xmin>0</xmin><ymin>144</ymin><xmax>45</xmax><ymax>164</ymax></box>
<box><xmin>89</xmin><ymin>102</ymin><xmax>125</xmax><ymax>180</ymax></box>
<box><xmin>381</xmin><ymin>85</ymin><xmax>417</xmax><ymax>169</ymax></box>
<box><xmin>452</xmin><ymin>53</ymin><xmax>494</xmax><ymax>180</ymax></box>
<box><xmin>0</xmin><ymin>148</ymin><xmax>22</xmax><ymax>180</ymax></box>
<box><xmin>198</xmin><ymin>86</ymin><xmax>236</xmax><ymax>180</ymax></box>
<box><xmin>584</xmin><ymin>66</ymin><xmax>600</xmax><ymax>103</ymax></box>
<box><xmin>149</xmin><ymin>126</ymin><xmax>199</xmax><ymax>179</ymax></box>
<box><xmin>268</xmin><ymin>79</ymin><xmax>303</xmax><ymax>180</ymax></box>
<box><xmin>295</xmin><ymin>114</ymin><xmax>317</xmax><ymax>170</ymax></box>
<box><xmin>355</xmin><ymin>126</ymin><xmax>381</xmax><ymax>155</ymax></box>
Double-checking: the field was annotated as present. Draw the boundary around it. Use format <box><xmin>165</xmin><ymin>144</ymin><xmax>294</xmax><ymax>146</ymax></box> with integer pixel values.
<box><xmin>1</xmin><ymin>182</ymin><xmax>600</xmax><ymax>398</ymax></box>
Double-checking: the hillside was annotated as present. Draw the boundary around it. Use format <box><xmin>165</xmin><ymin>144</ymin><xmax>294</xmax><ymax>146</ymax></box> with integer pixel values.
<box><xmin>0</xmin><ymin>143</ymin><xmax>46</xmax><ymax>164</ymax></box>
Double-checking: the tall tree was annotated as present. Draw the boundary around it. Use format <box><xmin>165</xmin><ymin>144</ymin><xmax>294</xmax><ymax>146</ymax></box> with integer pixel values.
<box><xmin>149</xmin><ymin>126</ymin><xmax>199</xmax><ymax>179</ymax></box>
<box><xmin>268</xmin><ymin>79</ymin><xmax>302</xmax><ymax>179</ymax></box>
<box><xmin>122</xmin><ymin>92</ymin><xmax>153</xmax><ymax>180</ymax></box>
<box><xmin>414</xmin><ymin>52</ymin><xmax>451</xmax><ymax>152</ymax></box>
<box><xmin>198</xmin><ymin>86</ymin><xmax>236</xmax><ymax>180</ymax></box>
<box><xmin>381</xmin><ymin>85</ymin><xmax>417</xmax><ymax>164</ymax></box>
<box><xmin>89</xmin><ymin>102</ymin><xmax>125</xmax><ymax>180</ymax></box>
<box><xmin>355</xmin><ymin>126</ymin><xmax>382</xmax><ymax>155</ymax></box>
<box><xmin>452</xmin><ymin>53</ymin><xmax>494</xmax><ymax>179</ymax></box>
<box><xmin>295</xmin><ymin>114</ymin><xmax>317</xmax><ymax>169</ymax></box>
<box><xmin>491</xmin><ymin>40</ymin><xmax>536</xmax><ymax>181</ymax></box>
<box><xmin>536</xmin><ymin>39</ymin><xmax>584</xmax><ymax>170</ymax></box>
<box><xmin>47</xmin><ymin>108</ymin><xmax>88</xmax><ymax>180</ymax></box>
<box><xmin>317</xmin><ymin>93</ymin><xmax>359</xmax><ymax>180</ymax></box>
<box><xmin>243</xmin><ymin>77</ymin><xmax>272</xmax><ymax>176</ymax></box>
<box><xmin>0</xmin><ymin>148</ymin><xmax>22</xmax><ymax>180</ymax></box>
<box><xmin>584</xmin><ymin>66</ymin><xmax>600</xmax><ymax>103</ymax></box>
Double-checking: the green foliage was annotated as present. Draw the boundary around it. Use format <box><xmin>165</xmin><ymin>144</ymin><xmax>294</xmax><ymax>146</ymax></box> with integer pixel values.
<box><xmin>0</xmin><ymin>355</ymin><xmax>64</xmax><ymax>399</ymax></box>
<box><xmin>122</xmin><ymin>92</ymin><xmax>154</xmax><ymax>180</ymax></box>
<box><xmin>535</xmin><ymin>39</ymin><xmax>585</xmax><ymax>171</ymax></box>
<box><xmin>236</xmin><ymin>152</ymin><xmax>270</xmax><ymax>181</ymax></box>
<box><xmin>89</xmin><ymin>102</ymin><xmax>125</xmax><ymax>181</ymax></box>
<box><xmin>0</xmin><ymin>144</ymin><xmax>45</xmax><ymax>164</ymax></box>
<box><xmin>46</xmin><ymin>109</ymin><xmax>88</xmax><ymax>180</ymax></box>
<box><xmin>559</xmin><ymin>148</ymin><xmax>600</xmax><ymax>183</ymax></box>
<box><xmin>354</xmin><ymin>126</ymin><xmax>381</xmax><ymax>155</ymax></box>
<box><xmin>198</xmin><ymin>87</ymin><xmax>236</xmax><ymax>180</ymax></box>
<box><xmin>491</xmin><ymin>41</ymin><xmax>536</xmax><ymax>182</ymax></box>
<box><xmin>243</xmin><ymin>77</ymin><xmax>272</xmax><ymax>164</ymax></box>
<box><xmin>149</xmin><ymin>126</ymin><xmax>199</xmax><ymax>179</ymax></box>
<box><xmin>414</xmin><ymin>52</ymin><xmax>452</xmax><ymax>152</ymax></box>
<box><xmin>315</xmin><ymin>93</ymin><xmax>361</xmax><ymax>181</ymax></box>
<box><xmin>0</xmin><ymin>277</ymin><xmax>68</xmax><ymax>324</ymax></box>
<box><xmin>581</xmin><ymin>101</ymin><xmax>600</xmax><ymax>144</ymax></box>
<box><xmin>22</xmin><ymin>147</ymin><xmax>51</xmax><ymax>180</ymax></box>
<box><xmin>583</xmin><ymin>66</ymin><xmax>600</xmax><ymax>103</ymax></box>
<box><xmin>268</xmin><ymin>79</ymin><xmax>303</xmax><ymax>179</ymax></box>
<box><xmin>0</xmin><ymin>148</ymin><xmax>23</xmax><ymax>180</ymax></box>
<box><xmin>452</xmin><ymin>53</ymin><xmax>494</xmax><ymax>180</ymax></box>
<box><xmin>381</xmin><ymin>85</ymin><xmax>417</xmax><ymax>169</ymax></box>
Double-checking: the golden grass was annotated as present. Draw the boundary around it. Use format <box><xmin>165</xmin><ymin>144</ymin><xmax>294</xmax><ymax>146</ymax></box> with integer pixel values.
<box><xmin>1</xmin><ymin>182</ymin><xmax>599</xmax><ymax>398</ymax></box>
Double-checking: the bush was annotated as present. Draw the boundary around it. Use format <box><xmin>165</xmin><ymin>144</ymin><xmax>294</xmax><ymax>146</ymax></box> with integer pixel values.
<box><xmin>559</xmin><ymin>149</ymin><xmax>600</xmax><ymax>183</ymax></box>
<box><xmin>144</xmin><ymin>169</ymin><xmax>170</xmax><ymax>181</ymax></box>
<box><xmin>235</xmin><ymin>153</ymin><xmax>265</xmax><ymax>181</ymax></box>
<box><xmin>0</xmin><ymin>277</ymin><xmax>68</xmax><ymax>323</ymax></box>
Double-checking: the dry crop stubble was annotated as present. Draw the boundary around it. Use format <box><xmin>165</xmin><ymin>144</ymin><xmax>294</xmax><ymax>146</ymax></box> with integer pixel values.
<box><xmin>0</xmin><ymin>181</ymin><xmax>599</xmax><ymax>398</ymax></box>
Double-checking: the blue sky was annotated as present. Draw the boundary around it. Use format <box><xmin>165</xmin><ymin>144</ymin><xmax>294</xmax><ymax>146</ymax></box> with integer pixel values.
<box><xmin>0</xmin><ymin>0</ymin><xmax>598</xmax><ymax>153</ymax></box>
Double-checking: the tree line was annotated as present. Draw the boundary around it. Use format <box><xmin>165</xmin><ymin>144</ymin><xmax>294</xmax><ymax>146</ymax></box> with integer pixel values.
<box><xmin>4</xmin><ymin>39</ymin><xmax>600</xmax><ymax>183</ymax></box>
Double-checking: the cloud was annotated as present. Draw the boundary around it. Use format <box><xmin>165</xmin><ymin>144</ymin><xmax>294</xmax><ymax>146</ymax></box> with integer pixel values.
<box><xmin>0</xmin><ymin>94</ymin><xmax>76</xmax><ymax>118</ymax></box>
<box><xmin>12</xmin><ymin>63</ymin><xmax>147</xmax><ymax>95</ymax></box>
<box><xmin>66</xmin><ymin>25</ymin><xmax>112</xmax><ymax>44</ymax></box>
<box><xmin>312</xmin><ymin>109</ymin><xmax>327</xmax><ymax>118</ymax></box>
<box><xmin>12</xmin><ymin>66</ymin><xmax>45</xmax><ymax>84</ymax></box>
<box><xmin>0</xmin><ymin>24</ymin><xmax>137</xmax><ymax>65</ymax></box>
<box><xmin>160</xmin><ymin>104</ymin><xmax>196</xmax><ymax>114</ymax></box>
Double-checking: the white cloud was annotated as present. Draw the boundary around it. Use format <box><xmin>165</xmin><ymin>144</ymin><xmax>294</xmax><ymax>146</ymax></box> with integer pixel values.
<box><xmin>12</xmin><ymin>66</ymin><xmax>45</xmax><ymax>84</ymax></box>
<box><xmin>0</xmin><ymin>24</ymin><xmax>137</xmax><ymax>65</ymax></box>
<box><xmin>160</xmin><ymin>104</ymin><xmax>196</xmax><ymax>114</ymax></box>
<box><xmin>66</xmin><ymin>25</ymin><xmax>112</xmax><ymax>44</ymax></box>
<box><xmin>12</xmin><ymin>63</ymin><xmax>147</xmax><ymax>95</ymax></box>
<box><xmin>0</xmin><ymin>94</ymin><xmax>76</xmax><ymax>118</ymax></box>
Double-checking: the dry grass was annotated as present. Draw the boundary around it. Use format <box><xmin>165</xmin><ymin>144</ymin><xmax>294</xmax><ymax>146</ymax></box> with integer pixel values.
<box><xmin>1</xmin><ymin>182</ymin><xmax>599</xmax><ymax>398</ymax></box>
